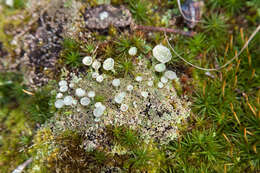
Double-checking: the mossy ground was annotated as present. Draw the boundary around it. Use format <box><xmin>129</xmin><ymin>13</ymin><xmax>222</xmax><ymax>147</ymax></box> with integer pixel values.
<box><xmin>0</xmin><ymin>0</ymin><xmax>260</xmax><ymax>172</ymax></box>
<box><xmin>0</xmin><ymin>0</ymin><xmax>29</xmax><ymax>53</ymax></box>
<box><xmin>0</xmin><ymin>72</ymin><xmax>55</xmax><ymax>172</ymax></box>
<box><xmin>0</xmin><ymin>108</ymin><xmax>33</xmax><ymax>172</ymax></box>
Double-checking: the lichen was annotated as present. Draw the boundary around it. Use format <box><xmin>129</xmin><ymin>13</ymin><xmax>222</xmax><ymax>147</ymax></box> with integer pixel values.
<box><xmin>47</xmin><ymin>54</ymin><xmax>191</xmax><ymax>147</ymax></box>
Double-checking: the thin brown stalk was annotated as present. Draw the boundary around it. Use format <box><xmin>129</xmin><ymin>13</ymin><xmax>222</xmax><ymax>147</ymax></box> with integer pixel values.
<box><xmin>134</xmin><ymin>25</ymin><xmax>196</xmax><ymax>37</ymax></box>
<box><xmin>230</xmin><ymin>103</ymin><xmax>241</xmax><ymax>125</ymax></box>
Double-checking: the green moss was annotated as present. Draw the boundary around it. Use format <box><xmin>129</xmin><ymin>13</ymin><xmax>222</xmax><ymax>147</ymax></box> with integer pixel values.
<box><xmin>60</xmin><ymin>38</ymin><xmax>83</xmax><ymax>68</ymax></box>
<box><xmin>126</xmin><ymin>143</ymin><xmax>165</xmax><ymax>172</ymax></box>
<box><xmin>185</xmin><ymin>33</ymin><xmax>207</xmax><ymax>54</ymax></box>
<box><xmin>30</xmin><ymin>128</ymin><xmax>117</xmax><ymax>172</ymax></box>
<box><xmin>0</xmin><ymin>72</ymin><xmax>27</xmax><ymax>107</ymax></box>
<box><xmin>27</xmin><ymin>86</ymin><xmax>56</xmax><ymax>124</ymax></box>
<box><xmin>167</xmin><ymin>128</ymin><xmax>226</xmax><ymax>171</ymax></box>
<box><xmin>64</xmin><ymin>51</ymin><xmax>82</xmax><ymax>67</ymax></box>
<box><xmin>94</xmin><ymin>95</ymin><xmax>106</xmax><ymax>103</ymax></box>
<box><xmin>30</xmin><ymin>125</ymin><xmax>165</xmax><ymax>172</ymax></box>
<box><xmin>82</xmin><ymin>42</ymin><xmax>95</xmax><ymax>54</ymax></box>
<box><xmin>171</xmin><ymin>9</ymin><xmax>260</xmax><ymax>172</ymax></box>
<box><xmin>125</xmin><ymin>0</ymin><xmax>151</xmax><ymax>24</ymax></box>
<box><xmin>111</xmin><ymin>126</ymin><xmax>140</xmax><ymax>149</ymax></box>
<box><xmin>0</xmin><ymin>108</ymin><xmax>33</xmax><ymax>173</ymax></box>
<box><xmin>0</xmin><ymin>72</ymin><xmax>56</xmax><ymax>124</ymax></box>
<box><xmin>115</xmin><ymin>57</ymin><xmax>135</xmax><ymax>77</ymax></box>
<box><xmin>28</xmin><ymin>128</ymin><xmax>55</xmax><ymax>172</ymax></box>
<box><xmin>62</xmin><ymin>38</ymin><xmax>80</xmax><ymax>52</ymax></box>
<box><xmin>114</xmin><ymin>34</ymin><xmax>150</xmax><ymax>56</ymax></box>
<box><xmin>0</xmin><ymin>73</ymin><xmax>56</xmax><ymax>172</ymax></box>
<box><xmin>13</xmin><ymin>0</ymin><xmax>26</xmax><ymax>9</ymax></box>
<box><xmin>202</xmin><ymin>13</ymin><xmax>229</xmax><ymax>37</ymax></box>
<box><xmin>107</xmin><ymin>125</ymin><xmax>166</xmax><ymax>172</ymax></box>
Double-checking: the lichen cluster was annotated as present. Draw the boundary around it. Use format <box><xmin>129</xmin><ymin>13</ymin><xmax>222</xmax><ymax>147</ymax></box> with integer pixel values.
<box><xmin>51</xmin><ymin>46</ymin><xmax>191</xmax><ymax>145</ymax></box>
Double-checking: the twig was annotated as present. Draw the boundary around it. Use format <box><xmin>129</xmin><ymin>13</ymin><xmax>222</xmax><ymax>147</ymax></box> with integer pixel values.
<box><xmin>134</xmin><ymin>25</ymin><xmax>196</xmax><ymax>37</ymax></box>
<box><xmin>165</xmin><ymin>24</ymin><xmax>260</xmax><ymax>71</ymax></box>
<box><xmin>12</xmin><ymin>157</ymin><xmax>33</xmax><ymax>173</ymax></box>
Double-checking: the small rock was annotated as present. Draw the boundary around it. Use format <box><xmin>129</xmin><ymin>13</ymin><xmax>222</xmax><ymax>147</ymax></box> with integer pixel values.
<box><xmin>84</xmin><ymin>5</ymin><xmax>132</xmax><ymax>30</ymax></box>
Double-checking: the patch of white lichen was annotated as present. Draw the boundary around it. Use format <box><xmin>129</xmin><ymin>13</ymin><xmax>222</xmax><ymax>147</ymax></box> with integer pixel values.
<box><xmin>47</xmin><ymin>45</ymin><xmax>191</xmax><ymax>154</ymax></box>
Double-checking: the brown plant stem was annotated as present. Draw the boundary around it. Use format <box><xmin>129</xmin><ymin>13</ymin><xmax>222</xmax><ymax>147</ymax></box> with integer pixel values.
<box><xmin>133</xmin><ymin>25</ymin><xmax>196</xmax><ymax>37</ymax></box>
